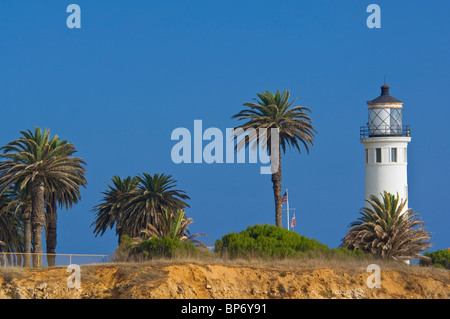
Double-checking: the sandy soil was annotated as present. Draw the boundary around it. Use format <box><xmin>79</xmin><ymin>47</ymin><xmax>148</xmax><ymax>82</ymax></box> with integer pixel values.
<box><xmin>0</xmin><ymin>261</ymin><xmax>448</xmax><ymax>299</ymax></box>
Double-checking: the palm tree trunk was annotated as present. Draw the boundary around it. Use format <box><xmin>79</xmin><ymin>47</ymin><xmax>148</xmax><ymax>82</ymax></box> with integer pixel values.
<box><xmin>31</xmin><ymin>176</ymin><xmax>45</xmax><ymax>267</ymax></box>
<box><xmin>23</xmin><ymin>207</ymin><xmax>32</xmax><ymax>267</ymax></box>
<box><xmin>271</xmin><ymin>149</ymin><xmax>282</xmax><ymax>227</ymax></box>
<box><xmin>117</xmin><ymin>227</ymin><xmax>125</xmax><ymax>246</ymax></box>
<box><xmin>46</xmin><ymin>199</ymin><xmax>57</xmax><ymax>267</ymax></box>
<box><xmin>117</xmin><ymin>224</ymin><xmax>132</xmax><ymax>245</ymax></box>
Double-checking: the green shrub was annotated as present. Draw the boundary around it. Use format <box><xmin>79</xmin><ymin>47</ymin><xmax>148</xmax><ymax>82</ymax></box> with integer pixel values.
<box><xmin>119</xmin><ymin>235</ymin><xmax>133</xmax><ymax>246</ymax></box>
<box><xmin>137</xmin><ymin>237</ymin><xmax>198</xmax><ymax>259</ymax></box>
<box><xmin>215</xmin><ymin>224</ymin><xmax>330</xmax><ymax>259</ymax></box>
<box><xmin>420</xmin><ymin>249</ymin><xmax>450</xmax><ymax>269</ymax></box>
<box><xmin>114</xmin><ymin>235</ymin><xmax>204</xmax><ymax>261</ymax></box>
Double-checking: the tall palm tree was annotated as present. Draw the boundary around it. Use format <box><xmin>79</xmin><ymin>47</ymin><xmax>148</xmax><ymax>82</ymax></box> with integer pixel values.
<box><xmin>342</xmin><ymin>191</ymin><xmax>432</xmax><ymax>261</ymax></box>
<box><xmin>232</xmin><ymin>90</ymin><xmax>316</xmax><ymax>227</ymax></box>
<box><xmin>91</xmin><ymin>175</ymin><xmax>139</xmax><ymax>244</ymax></box>
<box><xmin>119</xmin><ymin>173</ymin><xmax>190</xmax><ymax>239</ymax></box>
<box><xmin>0</xmin><ymin>127</ymin><xmax>87</xmax><ymax>267</ymax></box>
<box><xmin>18</xmin><ymin>128</ymin><xmax>87</xmax><ymax>266</ymax></box>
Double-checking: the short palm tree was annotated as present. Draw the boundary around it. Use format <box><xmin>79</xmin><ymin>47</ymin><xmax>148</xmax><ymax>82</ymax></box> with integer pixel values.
<box><xmin>0</xmin><ymin>187</ymin><xmax>32</xmax><ymax>266</ymax></box>
<box><xmin>92</xmin><ymin>173</ymin><xmax>190</xmax><ymax>245</ymax></box>
<box><xmin>91</xmin><ymin>175</ymin><xmax>139</xmax><ymax>244</ymax></box>
<box><xmin>0</xmin><ymin>190</ymin><xmax>25</xmax><ymax>266</ymax></box>
<box><xmin>119</xmin><ymin>173</ymin><xmax>190</xmax><ymax>239</ymax></box>
<box><xmin>232</xmin><ymin>90</ymin><xmax>316</xmax><ymax>227</ymax></box>
<box><xmin>137</xmin><ymin>209</ymin><xmax>205</xmax><ymax>246</ymax></box>
<box><xmin>0</xmin><ymin>127</ymin><xmax>87</xmax><ymax>267</ymax></box>
<box><xmin>0</xmin><ymin>212</ymin><xmax>22</xmax><ymax>266</ymax></box>
<box><xmin>342</xmin><ymin>191</ymin><xmax>432</xmax><ymax>261</ymax></box>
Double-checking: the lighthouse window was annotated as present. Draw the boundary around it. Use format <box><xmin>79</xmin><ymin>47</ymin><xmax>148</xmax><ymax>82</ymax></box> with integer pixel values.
<box><xmin>376</xmin><ymin>148</ymin><xmax>382</xmax><ymax>163</ymax></box>
<box><xmin>365</xmin><ymin>149</ymin><xmax>369</xmax><ymax>163</ymax></box>
<box><xmin>390</xmin><ymin>109</ymin><xmax>403</xmax><ymax>134</ymax></box>
<box><xmin>391</xmin><ymin>148</ymin><xmax>398</xmax><ymax>162</ymax></box>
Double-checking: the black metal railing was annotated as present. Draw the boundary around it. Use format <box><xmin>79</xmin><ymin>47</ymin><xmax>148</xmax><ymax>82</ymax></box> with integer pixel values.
<box><xmin>360</xmin><ymin>125</ymin><xmax>411</xmax><ymax>138</ymax></box>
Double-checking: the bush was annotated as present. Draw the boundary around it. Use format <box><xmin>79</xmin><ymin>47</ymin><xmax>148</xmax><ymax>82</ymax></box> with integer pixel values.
<box><xmin>137</xmin><ymin>237</ymin><xmax>198</xmax><ymax>259</ymax></box>
<box><xmin>215</xmin><ymin>224</ymin><xmax>330</xmax><ymax>259</ymax></box>
<box><xmin>420</xmin><ymin>249</ymin><xmax>450</xmax><ymax>269</ymax></box>
<box><xmin>114</xmin><ymin>235</ymin><xmax>205</xmax><ymax>261</ymax></box>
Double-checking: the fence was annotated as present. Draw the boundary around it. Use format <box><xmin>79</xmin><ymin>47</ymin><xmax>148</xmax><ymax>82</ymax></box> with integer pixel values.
<box><xmin>360</xmin><ymin>125</ymin><xmax>411</xmax><ymax>138</ymax></box>
<box><xmin>0</xmin><ymin>252</ymin><xmax>111</xmax><ymax>268</ymax></box>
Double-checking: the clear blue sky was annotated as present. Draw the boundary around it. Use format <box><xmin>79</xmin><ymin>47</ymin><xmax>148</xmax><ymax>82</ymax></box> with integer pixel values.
<box><xmin>0</xmin><ymin>0</ymin><xmax>448</xmax><ymax>256</ymax></box>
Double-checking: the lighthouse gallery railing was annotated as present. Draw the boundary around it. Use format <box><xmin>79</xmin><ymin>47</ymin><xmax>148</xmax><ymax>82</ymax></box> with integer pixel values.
<box><xmin>360</xmin><ymin>125</ymin><xmax>411</xmax><ymax>138</ymax></box>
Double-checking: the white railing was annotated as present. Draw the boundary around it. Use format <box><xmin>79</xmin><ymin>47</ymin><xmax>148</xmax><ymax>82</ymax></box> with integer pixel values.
<box><xmin>0</xmin><ymin>252</ymin><xmax>111</xmax><ymax>267</ymax></box>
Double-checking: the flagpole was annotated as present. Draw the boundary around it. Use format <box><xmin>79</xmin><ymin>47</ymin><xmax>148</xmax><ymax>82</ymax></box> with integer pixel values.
<box><xmin>286</xmin><ymin>188</ymin><xmax>289</xmax><ymax>230</ymax></box>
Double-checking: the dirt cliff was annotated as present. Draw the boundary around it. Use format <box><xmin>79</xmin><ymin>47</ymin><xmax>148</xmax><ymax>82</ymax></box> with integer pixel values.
<box><xmin>0</xmin><ymin>261</ymin><xmax>448</xmax><ymax>299</ymax></box>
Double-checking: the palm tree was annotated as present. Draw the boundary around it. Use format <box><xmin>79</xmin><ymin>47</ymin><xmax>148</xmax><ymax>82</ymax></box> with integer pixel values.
<box><xmin>0</xmin><ymin>186</ymin><xmax>32</xmax><ymax>266</ymax></box>
<box><xmin>0</xmin><ymin>127</ymin><xmax>87</xmax><ymax>267</ymax></box>
<box><xmin>232</xmin><ymin>90</ymin><xmax>316</xmax><ymax>227</ymax></box>
<box><xmin>137</xmin><ymin>209</ymin><xmax>205</xmax><ymax>246</ymax></box>
<box><xmin>0</xmin><ymin>212</ymin><xmax>22</xmax><ymax>266</ymax></box>
<box><xmin>0</xmin><ymin>190</ymin><xmax>25</xmax><ymax>266</ymax></box>
<box><xmin>45</xmin><ymin>165</ymin><xmax>86</xmax><ymax>266</ymax></box>
<box><xmin>91</xmin><ymin>175</ymin><xmax>139</xmax><ymax>244</ymax></box>
<box><xmin>92</xmin><ymin>173</ymin><xmax>190</xmax><ymax>245</ymax></box>
<box><xmin>18</xmin><ymin>128</ymin><xmax>87</xmax><ymax>266</ymax></box>
<box><xmin>119</xmin><ymin>173</ymin><xmax>190</xmax><ymax>239</ymax></box>
<box><xmin>342</xmin><ymin>191</ymin><xmax>432</xmax><ymax>261</ymax></box>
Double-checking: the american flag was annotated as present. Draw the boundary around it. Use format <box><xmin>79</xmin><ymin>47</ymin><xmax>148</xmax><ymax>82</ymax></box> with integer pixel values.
<box><xmin>281</xmin><ymin>191</ymin><xmax>287</xmax><ymax>206</ymax></box>
<box><xmin>290</xmin><ymin>216</ymin><xmax>296</xmax><ymax>227</ymax></box>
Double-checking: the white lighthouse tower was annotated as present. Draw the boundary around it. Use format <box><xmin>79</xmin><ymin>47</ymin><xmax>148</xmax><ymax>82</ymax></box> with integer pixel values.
<box><xmin>360</xmin><ymin>84</ymin><xmax>411</xmax><ymax>208</ymax></box>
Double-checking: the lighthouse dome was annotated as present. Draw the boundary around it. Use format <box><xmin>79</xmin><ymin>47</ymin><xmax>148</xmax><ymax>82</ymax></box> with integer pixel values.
<box><xmin>368</xmin><ymin>84</ymin><xmax>403</xmax><ymax>104</ymax></box>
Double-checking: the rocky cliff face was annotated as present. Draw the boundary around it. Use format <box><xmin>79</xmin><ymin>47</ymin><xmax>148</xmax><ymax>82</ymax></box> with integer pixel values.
<box><xmin>0</xmin><ymin>262</ymin><xmax>448</xmax><ymax>299</ymax></box>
